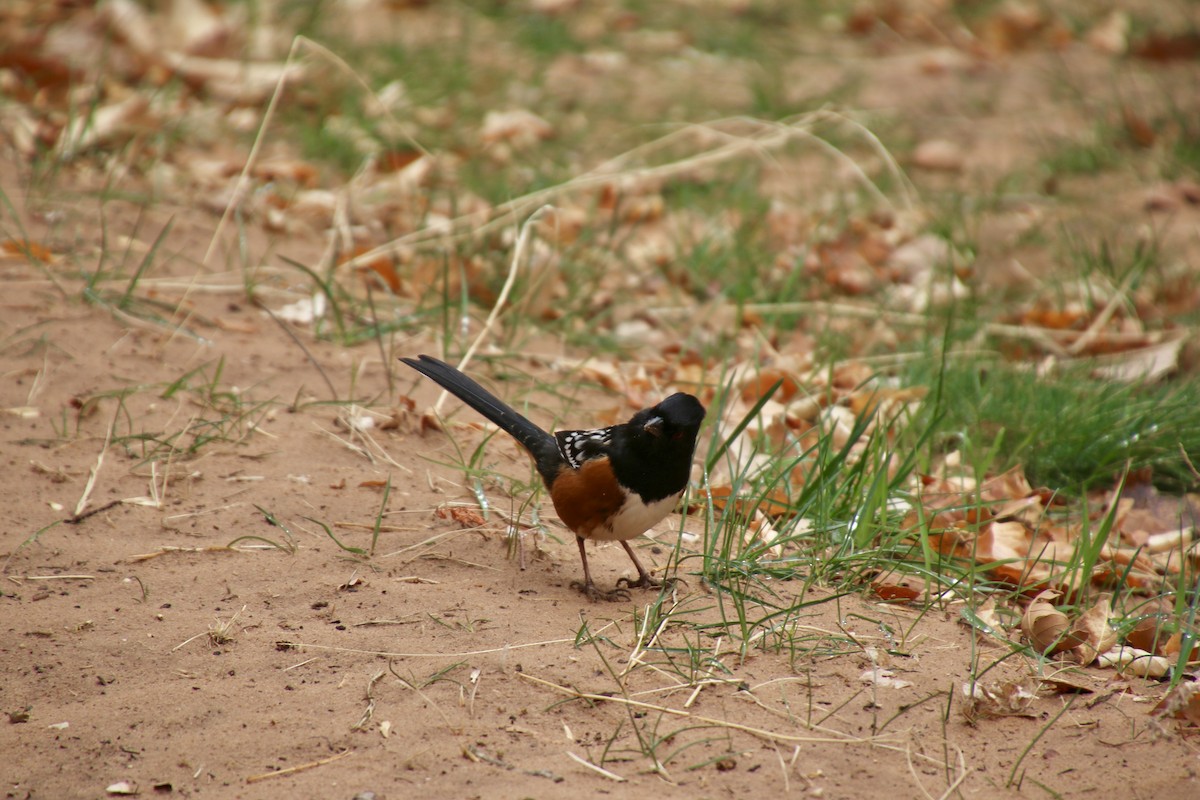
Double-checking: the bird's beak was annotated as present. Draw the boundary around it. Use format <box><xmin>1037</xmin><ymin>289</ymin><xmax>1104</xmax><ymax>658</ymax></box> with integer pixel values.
<box><xmin>644</xmin><ymin>416</ymin><xmax>664</xmax><ymax>436</ymax></box>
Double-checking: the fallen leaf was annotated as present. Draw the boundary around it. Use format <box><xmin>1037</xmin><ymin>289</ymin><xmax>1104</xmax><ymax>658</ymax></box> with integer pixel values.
<box><xmin>1021</xmin><ymin>589</ymin><xmax>1083</xmax><ymax>654</ymax></box>
<box><xmin>961</xmin><ymin>679</ymin><xmax>1039</xmax><ymax>721</ymax></box>
<box><xmin>860</xmin><ymin>668</ymin><xmax>913</xmax><ymax>689</ymax></box>
<box><xmin>481</xmin><ymin>109</ymin><xmax>554</xmax><ymax>147</ymax></box>
<box><xmin>1125</xmin><ymin>614</ymin><xmax>1170</xmax><ymax>654</ymax></box>
<box><xmin>1132</xmin><ymin>31</ymin><xmax>1200</xmax><ymax>62</ymax></box>
<box><xmin>1069</xmin><ymin>594</ymin><xmax>1117</xmax><ymax>665</ymax></box>
<box><xmin>871</xmin><ymin>575</ymin><xmax>926</xmax><ymax>603</ymax></box>
<box><xmin>1162</xmin><ymin>632</ymin><xmax>1199</xmax><ymax>663</ymax></box>
<box><xmin>1152</xmin><ymin>681</ymin><xmax>1200</xmax><ymax>724</ymax></box>
<box><xmin>436</xmin><ymin>506</ymin><xmax>486</xmax><ymax>529</ymax></box>
<box><xmin>707</xmin><ymin>486</ymin><xmax>794</xmax><ymax>517</ymax></box>
<box><xmin>1086</xmin><ymin>11</ymin><xmax>1129</xmax><ymax>55</ymax></box>
<box><xmin>1036</xmin><ymin>675</ymin><xmax>1094</xmax><ymax>695</ymax></box>
<box><xmin>1122</xmin><ymin>107</ymin><xmax>1156</xmax><ymax>148</ymax></box>
<box><xmin>911</xmin><ymin>139</ymin><xmax>964</xmax><ymax>172</ymax></box>
<box><xmin>1097</xmin><ymin>646</ymin><xmax>1170</xmax><ymax>678</ymax></box>
<box><xmin>2</xmin><ymin>238</ymin><xmax>56</xmax><ymax>263</ymax></box>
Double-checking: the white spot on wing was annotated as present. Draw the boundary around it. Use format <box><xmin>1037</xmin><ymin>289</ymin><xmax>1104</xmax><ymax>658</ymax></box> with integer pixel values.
<box><xmin>558</xmin><ymin>427</ymin><xmax>614</xmax><ymax>470</ymax></box>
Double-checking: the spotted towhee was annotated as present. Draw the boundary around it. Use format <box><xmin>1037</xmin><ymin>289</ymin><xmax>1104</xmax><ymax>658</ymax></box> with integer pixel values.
<box><xmin>401</xmin><ymin>355</ymin><xmax>706</xmax><ymax>601</ymax></box>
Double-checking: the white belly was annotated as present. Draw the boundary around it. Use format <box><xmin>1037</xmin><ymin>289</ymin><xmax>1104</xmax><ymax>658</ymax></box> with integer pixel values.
<box><xmin>589</xmin><ymin>490</ymin><xmax>682</xmax><ymax>542</ymax></box>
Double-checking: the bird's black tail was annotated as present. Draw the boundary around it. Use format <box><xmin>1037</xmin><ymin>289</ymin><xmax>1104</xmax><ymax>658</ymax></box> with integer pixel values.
<box><xmin>401</xmin><ymin>355</ymin><xmax>563</xmax><ymax>484</ymax></box>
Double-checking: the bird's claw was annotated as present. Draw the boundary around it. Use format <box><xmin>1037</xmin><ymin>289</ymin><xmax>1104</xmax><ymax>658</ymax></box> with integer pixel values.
<box><xmin>571</xmin><ymin>579</ymin><xmax>631</xmax><ymax>602</ymax></box>
<box><xmin>616</xmin><ymin>574</ymin><xmax>663</xmax><ymax>591</ymax></box>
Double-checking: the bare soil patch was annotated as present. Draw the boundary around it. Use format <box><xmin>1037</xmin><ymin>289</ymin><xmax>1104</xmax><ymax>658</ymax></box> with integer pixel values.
<box><xmin>4</xmin><ymin>2</ymin><xmax>1200</xmax><ymax>798</ymax></box>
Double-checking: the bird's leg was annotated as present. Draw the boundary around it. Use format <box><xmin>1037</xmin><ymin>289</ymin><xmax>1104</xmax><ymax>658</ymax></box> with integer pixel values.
<box><xmin>616</xmin><ymin>541</ymin><xmax>662</xmax><ymax>591</ymax></box>
<box><xmin>570</xmin><ymin>537</ymin><xmax>630</xmax><ymax>602</ymax></box>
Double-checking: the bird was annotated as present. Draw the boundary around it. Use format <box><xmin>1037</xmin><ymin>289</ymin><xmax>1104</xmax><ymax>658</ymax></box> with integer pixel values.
<box><xmin>400</xmin><ymin>355</ymin><xmax>706</xmax><ymax>601</ymax></box>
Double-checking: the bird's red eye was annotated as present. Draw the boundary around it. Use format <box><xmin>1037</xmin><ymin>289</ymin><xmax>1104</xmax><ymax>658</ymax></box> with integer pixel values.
<box><xmin>671</xmin><ymin>431</ymin><xmax>684</xmax><ymax>441</ymax></box>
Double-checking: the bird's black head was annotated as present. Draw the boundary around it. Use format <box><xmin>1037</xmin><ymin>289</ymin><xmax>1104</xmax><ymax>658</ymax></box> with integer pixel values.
<box><xmin>611</xmin><ymin>392</ymin><xmax>706</xmax><ymax>501</ymax></box>
<box><xmin>639</xmin><ymin>392</ymin><xmax>706</xmax><ymax>438</ymax></box>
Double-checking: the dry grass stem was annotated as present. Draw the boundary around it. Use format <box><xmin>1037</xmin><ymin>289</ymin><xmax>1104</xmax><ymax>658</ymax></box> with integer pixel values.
<box><xmin>432</xmin><ymin>205</ymin><xmax>553</xmax><ymax>417</ymax></box>
<box><xmin>243</xmin><ymin>749</ymin><xmax>354</xmax><ymax>784</ymax></box>
<box><xmin>565</xmin><ymin>750</ymin><xmax>627</xmax><ymax>782</ymax></box>
<box><xmin>388</xmin><ymin>660</ymin><xmax>460</xmax><ymax>733</ymax></box>
<box><xmin>22</xmin><ymin>574</ymin><xmax>95</xmax><ymax>581</ymax></box>
<box><xmin>276</xmin><ymin>634</ymin><xmax>585</xmax><ymax>659</ymax></box>
<box><xmin>73</xmin><ymin>419</ymin><xmax>114</xmax><ymax>517</ymax></box>
<box><xmin>125</xmin><ymin>545</ymin><xmax>239</xmax><ymax>562</ymax></box>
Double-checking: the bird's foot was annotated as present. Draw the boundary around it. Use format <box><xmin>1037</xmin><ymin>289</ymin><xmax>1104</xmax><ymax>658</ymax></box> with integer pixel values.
<box><xmin>616</xmin><ymin>573</ymin><xmax>663</xmax><ymax>591</ymax></box>
<box><xmin>571</xmin><ymin>579</ymin><xmax>631</xmax><ymax>602</ymax></box>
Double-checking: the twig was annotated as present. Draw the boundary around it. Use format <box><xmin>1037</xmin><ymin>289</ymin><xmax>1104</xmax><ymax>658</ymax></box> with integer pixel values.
<box><xmin>205</xmin><ymin>36</ymin><xmax>304</xmax><ymax>266</ymax></box>
<box><xmin>21</xmin><ymin>575</ymin><xmax>95</xmax><ymax>581</ymax></box>
<box><xmin>73</xmin><ymin>420</ymin><xmax>114</xmax><ymax>518</ymax></box>
<box><xmin>518</xmin><ymin>672</ymin><xmax>878</xmax><ymax>748</ymax></box>
<box><xmin>244</xmin><ymin>749</ymin><xmax>353</xmax><ymax>784</ymax></box>
<box><xmin>433</xmin><ymin>205</ymin><xmax>553</xmax><ymax>417</ymax></box>
<box><xmin>125</xmin><ymin>545</ymin><xmax>238</xmax><ymax>562</ymax></box>
<box><xmin>565</xmin><ymin>751</ymin><xmax>626</xmax><ymax>782</ymax></box>
<box><xmin>64</xmin><ymin>499</ymin><xmax>122</xmax><ymax>525</ymax></box>
<box><xmin>1064</xmin><ymin>268</ymin><xmax>1140</xmax><ymax>357</ymax></box>
<box><xmin>276</xmin><ymin>636</ymin><xmax>577</xmax><ymax>659</ymax></box>
<box><xmin>1180</xmin><ymin>443</ymin><xmax>1200</xmax><ymax>482</ymax></box>
<box><xmin>465</xmin><ymin>744</ymin><xmax>563</xmax><ymax>782</ymax></box>
<box><xmin>388</xmin><ymin>660</ymin><xmax>463</xmax><ymax>733</ymax></box>
<box><xmin>340</xmin><ymin>111</ymin><xmax>913</xmax><ymax>274</ymax></box>
<box><xmin>350</xmin><ymin>669</ymin><xmax>385</xmax><ymax>731</ymax></box>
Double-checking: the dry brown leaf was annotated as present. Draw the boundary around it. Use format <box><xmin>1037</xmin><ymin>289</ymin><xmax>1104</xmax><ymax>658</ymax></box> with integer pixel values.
<box><xmin>1018</xmin><ymin>305</ymin><xmax>1086</xmax><ymax>330</ymax></box>
<box><xmin>740</xmin><ymin>368</ymin><xmax>801</xmax><ymax>403</ymax></box>
<box><xmin>167</xmin><ymin>0</ymin><xmax>231</xmax><ymax>57</ymax></box>
<box><xmin>1036</xmin><ymin>675</ymin><xmax>1094</xmax><ymax>695</ymax></box>
<box><xmin>847</xmin><ymin>386</ymin><xmax>926</xmax><ymax>418</ymax></box>
<box><xmin>437</xmin><ymin>506</ymin><xmax>487</xmax><ymax>529</ymax></box>
<box><xmin>962</xmin><ymin>679</ymin><xmax>1040</xmax><ymax>721</ymax></box>
<box><xmin>1132</xmin><ymin>31</ymin><xmax>1200</xmax><ymax>62</ymax></box>
<box><xmin>708</xmin><ymin>486</ymin><xmax>794</xmax><ymax>518</ymax></box>
<box><xmin>101</xmin><ymin>0</ymin><xmax>158</xmax><ymax>57</ymax></box>
<box><xmin>537</xmin><ymin>206</ymin><xmax>587</xmax><ymax>245</ymax></box>
<box><xmin>911</xmin><ymin>139</ymin><xmax>964</xmax><ymax>172</ymax></box>
<box><xmin>162</xmin><ymin>52</ymin><xmax>307</xmax><ymax>104</ymax></box>
<box><xmin>1162</xmin><ymin>632</ymin><xmax>1199</xmax><ymax>663</ymax></box>
<box><xmin>742</xmin><ymin>511</ymin><xmax>784</xmax><ymax>558</ymax></box>
<box><xmin>252</xmin><ymin>160</ymin><xmax>320</xmax><ymax>188</ymax></box>
<box><xmin>1097</xmin><ymin>646</ymin><xmax>1170</xmax><ymax>677</ymax></box>
<box><xmin>620</xmin><ymin>195</ymin><xmax>665</xmax><ymax>224</ymax></box>
<box><xmin>342</xmin><ymin>245</ymin><xmax>401</xmax><ymax>294</ymax></box>
<box><xmin>1152</xmin><ymin>681</ymin><xmax>1200</xmax><ymax>724</ymax></box>
<box><xmin>213</xmin><ymin>316</ymin><xmax>258</xmax><ymax>335</ymax></box>
<box><xmin>1122</xmin><ymin>107</ymin><xmax>1156</xmax><ymax>149</ymax></box>
<box><xmin>971</xmin><ymin>597</ymin><xmax>1008</xmax><ymax>636</ymax></box>
<box><xmin>1125</xmin><ymin>613</ymin><xmax>1170</xmax><ymax>655</ymax></box>
<box><xmin>1070</xmin><ymin>594</ymin><xmax>1117</xmax><ymax>665</ymax></box>
<box><xmin>2</xmin><ymin>239</ymin><xmax>56</xmax><ymax>263</ymax></box>
<box><xmin>1021</xmin><ymin>589</ymin><xmax>1083</xmax><ymax>654</ymax></box>
<box><xmin>859</xmin><ymin>668</ymin><xmax>913</xmax><ymax>689</ymax></box>
<box><xmin>977</xmin><ymin>520</ymin><xmax>1030</xmax><ymax>564</ymax></box>
<box><xmin>1085</xmin><ymin>11</ymin><xmax>1129</xmax><ymax>55</ymax></box>
<box><xmin>1089</xmin><ymin>335</ymin><xmax>1183</xmax><ymax>382</ymax></box>
<box><xmin>480</xmin><ymin>109</ymin><xmax>554</xmax><ymax>147</ymax></box>
<box><xmin>56</xmin><ymin>93</ymin><xmax>152</xmax><ymax>159</ymax></box>
<box><xmin>870</xmin><ymin>575</ymin><xmax>926</xmax><ymax>604</ymax></box>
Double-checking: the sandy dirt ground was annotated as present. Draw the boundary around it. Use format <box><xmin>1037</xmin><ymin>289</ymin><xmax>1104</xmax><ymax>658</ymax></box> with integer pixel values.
<box><xmin>4</xmin><ymin>2</ymin><xmax>1200</xmax><ymax>798</ymax></box>
<box><xmin>3</xmin><ymin>174</ymin><xmax>1197</xmax><ymax>800</ymax></box>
